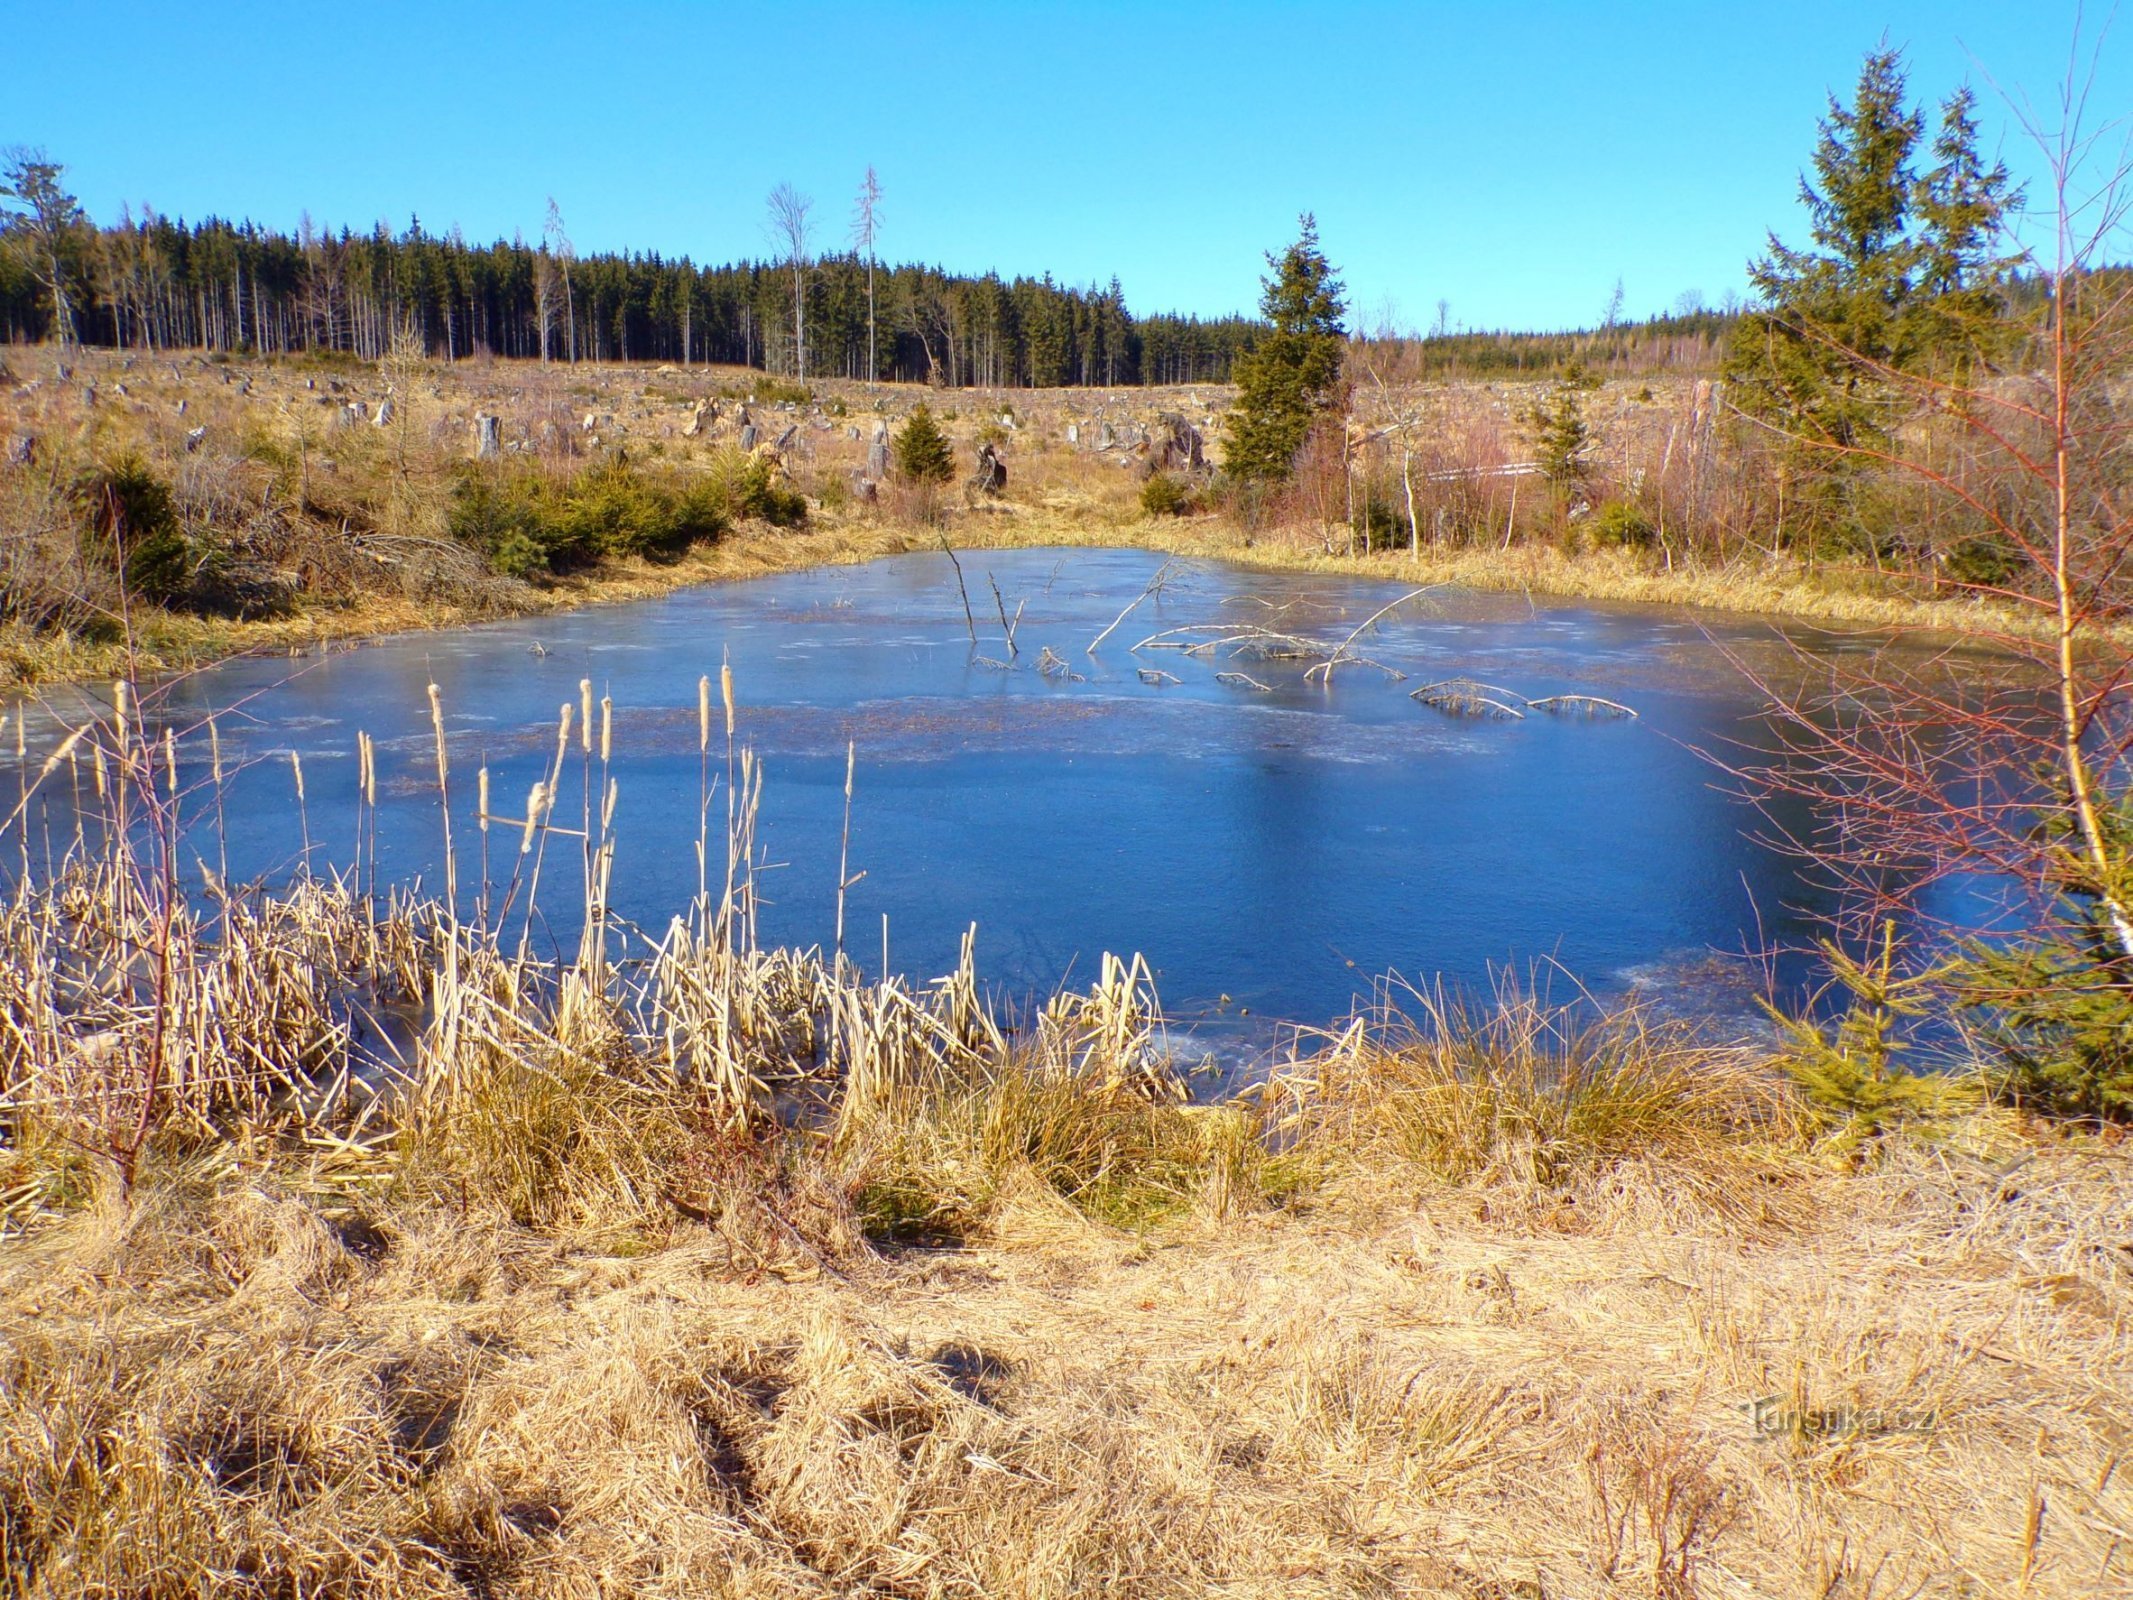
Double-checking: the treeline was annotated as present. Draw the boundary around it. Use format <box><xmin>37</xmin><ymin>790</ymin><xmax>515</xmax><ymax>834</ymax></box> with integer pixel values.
<box><xmin>0</xmin><ymin>207</ymin><xmax>1259</xmax><ymax>387</ymax></box>
<box><xmin>1352</xmin><ymin>309</ymin><xmax>1742</xmax><ymax>382</ymax></box>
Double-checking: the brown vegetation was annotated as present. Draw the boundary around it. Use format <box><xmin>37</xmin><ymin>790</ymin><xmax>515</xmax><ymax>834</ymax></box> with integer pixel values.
<box><xmin>0</xmin><ymin>683</ymin><xmax>2126</xmax><ymax>1597</ymax></box>
<box><xmin>0</xmin><ymin>341</ymin><xmax>2065</xmax><ymax>693</ymax></box>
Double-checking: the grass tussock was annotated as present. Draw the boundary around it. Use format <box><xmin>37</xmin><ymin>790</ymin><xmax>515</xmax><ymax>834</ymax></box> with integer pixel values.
<box><xmin>1267</xmin><ymin>986</ymin><xmax>1806</xmax><ymax>1229</ymax></box>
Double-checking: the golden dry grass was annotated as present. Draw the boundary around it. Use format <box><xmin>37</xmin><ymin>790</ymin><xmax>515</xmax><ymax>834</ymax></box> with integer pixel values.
<box><xmin>2</xmin><ymin>1107</ymin><xmax>2126</xmax><ymax>1598</ymax></box>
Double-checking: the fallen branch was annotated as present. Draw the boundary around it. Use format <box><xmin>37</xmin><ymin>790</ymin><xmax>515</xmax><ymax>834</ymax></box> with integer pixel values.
<box><xmin>1088</xmin><ymin>558</ymin><xmax>1185</xmax><ymax>654</ymax></box>
<box><xmin>1305</xmin><ymin>587</ymin><xmax>1436</xmax><ymax>686</ymax></box>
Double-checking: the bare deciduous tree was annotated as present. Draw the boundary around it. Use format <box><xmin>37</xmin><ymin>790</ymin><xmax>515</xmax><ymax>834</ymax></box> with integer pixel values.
<box><xmin>543</xmin><ymin>198</ymin><xmax>575</xmax><ymax>364</ymax></box>
<box><xmin>767</xmin><ymin>182</ymin><xmax>813</xmax><ymax>379</ymax></box>
<box><xmin>850</xmin><ymin>167</ymin><xmax>883</xmax><ymax>385</ymax></box>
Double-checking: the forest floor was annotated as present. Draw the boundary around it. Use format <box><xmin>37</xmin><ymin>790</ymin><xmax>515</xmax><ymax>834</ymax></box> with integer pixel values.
<box><xmin>0</xmin><ymin>348</ymin><xmax>2031</xmax><ymax>690</ymax></box>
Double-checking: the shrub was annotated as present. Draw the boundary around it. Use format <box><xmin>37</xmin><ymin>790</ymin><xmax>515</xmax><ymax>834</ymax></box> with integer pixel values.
<box><xmin>558</xmin><ymin>461</ymin><xmax>724</xmax><ymax>562</ymax></box>
<box><xmin>1959</xmin><ymin>798</ymin><xmax>2133</xmax><ymax>1122</ymax></box>
<box><xmin>1588</xmin><ymin>501</ymin><xmax>1657</xmax><ymax>549</ymax></box>
<box><xmin>74</xmin><ymin>456</ymin><xmax>192</xmax><ymax>604</ymax></box>
<box><xmin>1941</xmin><ymin>533</ymin><xmax>2022</xmax><ymax>590</ymax></box>
<box><xmin>893</xmin><ymin>405</ymin><xmax>955</xmax><ymax>486</ymax></box>
<box><xmin>718</xmin><ymin>452</ymin><xmax>808</xmax><ymax>527</ymax></box>
<box><xmin>448</xmin><ymin>461</ymin><xmax>739</xmax><ymax>579</ymax></box>
<box><xmin>447</xmin><ymin>468</ymin><xmax>570</xmax><ymax>577</ymax></box>
<box><xmin>1357</xmin><ymin>499</ymin><xmax>1411</xmax><ymax>550</ymax></box>
<box><xmin>1763</xmin><ymin>925</ymin><xmax>1976</xmax><ymax>1156</ymax></box>
<box><xmin>1139</xmin><ymin>473</ymin><xmax>1191</xmax><ymax>518</ymax></box>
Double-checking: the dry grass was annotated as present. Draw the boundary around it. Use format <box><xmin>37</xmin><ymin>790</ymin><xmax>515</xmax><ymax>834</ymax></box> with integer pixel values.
<box><xmin>2</xmin><ymin>1108</ymin><xmax>2125</xmax><ymax>1597</ymax></box>
<box><xmin>0</xmin><ymin>347</ymin><xmax>2066</xmax><ymax>693</ymax></box>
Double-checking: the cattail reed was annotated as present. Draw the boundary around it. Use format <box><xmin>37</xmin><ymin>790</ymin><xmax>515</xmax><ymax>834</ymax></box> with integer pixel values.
<box><xmin>290</xmin><ymin>750</ymin><xmax>310</xmax><ymax>870</ymax></box>
<box><xmin>427</xmin><ymin>683</ymin><xmax>456</xmax><ymax>917</ymax></box>
<box><xmin>698</xmin><ymin>674</ymin><xmax>712</xmax><ymax>906</ymax></box>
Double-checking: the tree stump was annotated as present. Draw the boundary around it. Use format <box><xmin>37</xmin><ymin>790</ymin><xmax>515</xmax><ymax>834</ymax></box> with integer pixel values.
<box><xmin>473</xmin><ymin>414</ymin><xmax>502</xmax><ymax>459</ymax></box>
<box><xmin>5</xmin><ymin>434</ymin><xmax>34</xmax><ymax>467</ymax></box>
<box><xmin>373</xmin><ymin>399</ymin><xmax>395</xmax><ymax>428</ymax></box>
<box><xmin>739</xmin><ymin>424</ymin><xmax>758</xmax><ymax>450</ymax></box>
<box><xmin>184</xmin><ymin>427</ymin><xmax>208</xmax><ymax>453</ymax></box>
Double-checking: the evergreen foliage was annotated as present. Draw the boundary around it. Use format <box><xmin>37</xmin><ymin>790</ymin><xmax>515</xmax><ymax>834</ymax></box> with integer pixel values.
<box><xmin>0</xmin><ymin>197</ymin><xmax>1257</xmax><ymax>385</ymax></box>
<box><xmin>1224</xmin><ymin>216</ymin><xmax>1347</xmax><ymax>485</ymax></box>
<box><xmin>1959</xmin><ymin>793</ymin><xmax>2133</xmax><ymax>1122</ymax></box>
<box><xmin>74</xmin><ymin>456</ymin><xmax>190</xmax><ymax>603</ymax></box>
<box><xmin>1763</xmin><ymin>923</ymin><xmax>1975</xmax><ymax>1156</ymax></box>
<box><xmin>1724</xmin><ymin>49</ymin><xmax>2020</xmax><ymax>550</ymax></box>
<box><xmin>891</xmin><ymin>405</ymin><xmax>954</xmax><ymax>485</ymax></box>
<box><xmin>1139</xmin><ymin>472</ymin><xmax>1190</xmax><ymax>517</ymax></box>
<box><xmin>444</xmin><ymin>455</ymin><xmax>796</xmax><ymax>579</ymax></box>
<box><xmin>1531</xmin><ymin>375</ymin><xmax>1593</xmax><ymax>485</ymax></box>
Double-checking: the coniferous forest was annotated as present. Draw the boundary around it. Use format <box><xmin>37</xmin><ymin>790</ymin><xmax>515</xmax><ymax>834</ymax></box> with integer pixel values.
<box><xmin>0</xmin><ymin>206</ymin><xmax>1261</xmax><ymax>386</ymax></box>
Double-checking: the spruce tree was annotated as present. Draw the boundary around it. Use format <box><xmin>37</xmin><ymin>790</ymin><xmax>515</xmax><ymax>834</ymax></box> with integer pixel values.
<box><xmin>892</xmin><ymin>404</ymin><xmax>954</xmax><ymax>485</ymax></box>
<box><xmin>1908</xmin><ymin>86</ymin><xmax>2021</xmax><ymax>366</ymax></box>
<box><xmin>1724</xmin><ymin>50</ymin><xmax>2017</xmax><ymax>550</ymax></box>
<box><xmin>1726</xmin><ymin>49</ymin><xmax>1923</xmax><ymax>453</ymax></box>
<box><xmin>1224</xmin><ymin>215</ymin><xmax>1346</xmax><ymax>485</ymax></box>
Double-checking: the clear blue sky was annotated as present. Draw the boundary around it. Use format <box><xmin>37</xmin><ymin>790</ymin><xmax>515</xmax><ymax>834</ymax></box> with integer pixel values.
<box><xmin>5</xmin><ymin>1</ymin><xmax>2122</xmax><ymax>330</ymax></box>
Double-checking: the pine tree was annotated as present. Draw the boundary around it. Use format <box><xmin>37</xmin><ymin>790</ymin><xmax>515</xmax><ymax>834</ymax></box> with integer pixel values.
<box><xmin>1224</xmin><ymin>215</ymin><xmax>1346</xmax><ymax>485</ymax></box>
<box><xmin>1959</xmin><ymin>790</ymin><xmax>2133</xmax><ymax>1122</ymax></box>
<box><xmin>892</xmin><ymin>404</ymin><xmax>954</xmax><ymax>486</ymax></box>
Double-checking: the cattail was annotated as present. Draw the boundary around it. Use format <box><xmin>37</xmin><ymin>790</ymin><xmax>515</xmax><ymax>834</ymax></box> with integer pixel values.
<box><xmin>602</xmin><ymin>777</ymin><xmax>618</xmax><ymax>830</ymax></box>
<box><xmin>579</xmin><ymin>679</ymin><xmax>593</xmax><ymax>752</ymax></box>
<box><xmin>426</xmin><ymin>683</ymin><xmax>449</xmax><ymax>784</ymax></box>
<box><xmin>599</xmin><ymin>696</ymin><xmax>612</xmax><ymax>763</ymax></box>
<box><xmin>521</xmin><ymin>782</ymin><xmax>545</xmax><ymax>853</ymax></box>
<box><xmin>721</xmin><ymin>660</ymin><xmax>735</xmax><ymax>740</ymax></box>
<box><xmin>478</xmin><ymin>766</ymin><xmax>490</xmax><ymax>832</ymax></box>
<box><xmin>113</xmin><ymin>680</ymin><xmax>128</xmax><ymax>750</ymax></box>
<box><xmin>164</xmin><ymin>729</ymin><xmax>179</xmax><ymax>794</ymax></box>
<box><xmin>208</xmin><ymin>718</ymin><xmax>224</xmax><ymax>786</ymax></box>
<box><xmin>289</xmin><ymin>750</ymin><xmax>305</xmax><ymax>805</ymax></box>
<box><xmin>427</xmin><ymin>683</ymin><xmax>456</xmax><ymax>913</ymax></box>
<box><xmin>36</xmin><ymin>727</ymin><xmax>85</xmax><ymax>781</ymax></box>
<box><xmin>698</xmin><ymin>675</ymin><xmax>711</xmax><ymax>753</ymax></box>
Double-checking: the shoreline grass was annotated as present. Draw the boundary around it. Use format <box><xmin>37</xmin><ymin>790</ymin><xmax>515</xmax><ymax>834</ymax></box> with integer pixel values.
<box><xmin>2</xmin><ymin>345</ymin><xmax>2082</xmax><ymax>693</ymax></box>
<box><xmin>0</xmin><ymin>680</ymin><xmax>2126</xmax><ymax>1596</ymax></box>
<box><xmin>0</xmin><ymin>508</ymin><xmax>2047</xmax><ymax>694</ymax></box>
